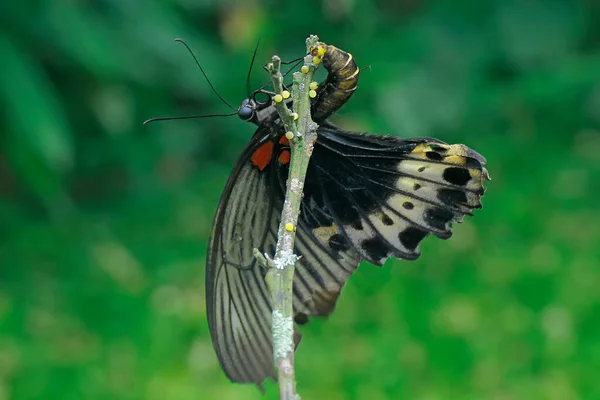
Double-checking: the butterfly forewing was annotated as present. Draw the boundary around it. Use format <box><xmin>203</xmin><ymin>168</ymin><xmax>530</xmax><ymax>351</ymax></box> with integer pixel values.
<box><xmin>206</xmin><ymin>126</ymin><xmax>366</xmax><ymax>384</ymax></box>
<box><xmin>206</xmin><ymin>131</ymin><xmax>278</xmax><ymax>384</ymax></box>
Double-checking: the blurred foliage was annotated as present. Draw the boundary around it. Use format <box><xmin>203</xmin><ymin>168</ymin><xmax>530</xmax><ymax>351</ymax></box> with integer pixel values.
<box><xmin>1</xmin><ymin>0</ymin><xmax>599</xmax><ymax>399</ymax></box>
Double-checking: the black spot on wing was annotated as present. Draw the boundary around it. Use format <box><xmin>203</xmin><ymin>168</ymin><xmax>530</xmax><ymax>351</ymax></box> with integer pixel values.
<box><xmin>351</xmin><ymin>217</ymin><xmax>363</xmax><ymax>230</ymax></box>
<box><xmin>438</xmin><ymin>188</ymin><xmax>468</xmax><ymax>205</ymax></box>
<box><xmin>426</xmin><ymin>151</ymin><xmax>444</xmax><ymax>161</ymax></box>
<box><xmin>329</xmin><ymin>233</ymin><xmax>350</xmax><ymax>252</ymax></box>
<box><xmin>381</xmin><ymin>213</ymin><xmax>394</xmax><ymax>226</ymax></box>
<box><xmin>398</xmin><ymin>227</ymin><xmax>428</xmax><ymax>252</ymax></box>
<box><xmin>402</xmin><ymin>202</ymin><xmax>414</xmax><ymax>210</ymax></box>
<box><xmin>361</xmin><ymin>237</ymin><xmax>389</xmax><ymax>263</ymax></box>
<box><xmin>443</xmin><ymin>167</ymin><xmax>471</xmax><ymax>186</ymax></box>
<box><xmin>424</xmin><ymin>208</ymin><xmax>454</xmax><ymax>236</ymax></box>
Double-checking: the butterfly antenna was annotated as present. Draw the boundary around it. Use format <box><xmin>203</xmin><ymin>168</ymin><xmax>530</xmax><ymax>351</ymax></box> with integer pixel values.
<box><xmin>282</xmin><ymin>57</ymin><xmax>304</xmax><ymax>90</ymax></box>
<box><xmin>246</xmin><ymin>39</ymin><xmax>261</xmax><ymax>98</ymax></box>
<box><xmin>257</xmin><ymin>57</ymin><xmax>304</xmax><ymax>92</ymax></box>
<box><xmin>143</xmin><ymin>111</ymin><xmax>238</xmax><ymax>125</ymax></box>
<box><xmin>261</xmin><ymin>55</ymin><xmax>304</xmax><ymax>73</ymax></box>
<box><xmin>174</xmin><ymin>38</ymin><xmax>236</xmax><ymax>111</ymax></box>
<box><xmin>282</xmin><ymin>55</ymin><xmax>307</xmax><ymax>66</ymax></box>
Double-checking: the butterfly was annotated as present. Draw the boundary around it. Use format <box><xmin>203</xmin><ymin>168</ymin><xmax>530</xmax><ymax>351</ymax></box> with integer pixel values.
<box><xmin>204</xmin><ymin>42</ymin><xmax>490</xmax><ymax>387</ymax></box>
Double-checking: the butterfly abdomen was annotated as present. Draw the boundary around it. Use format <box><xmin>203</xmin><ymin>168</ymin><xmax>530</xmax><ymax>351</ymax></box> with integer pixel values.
<box><xmin>310</xmin><ymin>43</ymin><xmax>360</xmax><ymax>122</ymax></box>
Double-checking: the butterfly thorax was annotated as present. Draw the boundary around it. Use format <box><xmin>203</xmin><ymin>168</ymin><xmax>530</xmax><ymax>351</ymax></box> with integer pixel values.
<box><xmin>238</xmin><ymin>97</ymin><xmax>289</xmax><ymax>141</ymax></box>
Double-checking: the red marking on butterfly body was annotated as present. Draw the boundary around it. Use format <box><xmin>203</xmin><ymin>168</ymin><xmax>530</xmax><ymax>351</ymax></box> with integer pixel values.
<box><xmin>252</xmin><ymin>135</ymin><xmax>290</xmax><ymax>171</ymax></box>
<box><xmin>251</xmin><ymin>142</ymin><xmax>273</xmax><ymax>171</ymax></box>
<box><xmin>278</xmin><ymin>150</ymin><xmax>291</xmax><ymax>165</ymax></box>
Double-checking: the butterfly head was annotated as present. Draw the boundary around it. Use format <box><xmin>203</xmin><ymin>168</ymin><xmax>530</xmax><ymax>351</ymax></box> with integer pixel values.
<box><xmin>237</xmin><ymin>91</ymin><xmax>275</xmax><ymax>126</ymax></box>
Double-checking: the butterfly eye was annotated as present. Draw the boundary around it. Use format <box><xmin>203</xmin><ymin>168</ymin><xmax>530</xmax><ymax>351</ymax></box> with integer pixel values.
<box><xmin>238</xmin><ymin>106</ymin><xmax>254</xmax><ymax>121</ymax></box>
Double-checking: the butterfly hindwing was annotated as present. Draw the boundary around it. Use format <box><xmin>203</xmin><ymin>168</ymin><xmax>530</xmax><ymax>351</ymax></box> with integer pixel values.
<box><xmin>276</xmin><ymin>127</ymin><xmax>489</xmax><ymax>267</ymax></box>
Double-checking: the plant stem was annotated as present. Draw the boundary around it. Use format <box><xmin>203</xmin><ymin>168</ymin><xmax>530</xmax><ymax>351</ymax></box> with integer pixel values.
<box><xmin>256</xmin><ymin>34</ymin><xmax>320</xmax><ymax>400</ymax></box>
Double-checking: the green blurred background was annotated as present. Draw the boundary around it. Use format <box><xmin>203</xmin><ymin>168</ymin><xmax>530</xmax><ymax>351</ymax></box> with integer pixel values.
<box><xmin>1</xmin><ymin>0</ymin><xmax>599</xmax><ymax>399</ymax></box>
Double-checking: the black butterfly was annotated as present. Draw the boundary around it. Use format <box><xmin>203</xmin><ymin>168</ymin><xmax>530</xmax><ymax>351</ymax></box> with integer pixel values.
<box><xmin>205</xmin><ymin>43</ymin><xmax>490</xmax><ymax>386</ymax></box>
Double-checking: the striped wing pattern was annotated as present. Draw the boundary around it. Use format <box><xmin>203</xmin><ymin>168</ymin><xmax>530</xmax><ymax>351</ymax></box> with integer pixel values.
<box><xmin>206</xmin><ymin>133</ymin><xmax>275</xmax><ymax>384</ymax></box>
<box><xmin>206</xmin><ymin>125</ymin><xmax>489</xmax><ymax>386</ymax></box>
